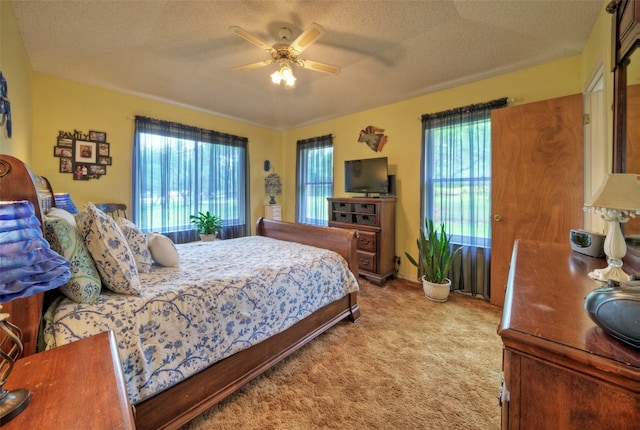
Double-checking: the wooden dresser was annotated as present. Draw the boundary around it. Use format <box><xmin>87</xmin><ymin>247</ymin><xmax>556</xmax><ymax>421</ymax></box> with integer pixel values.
<box><xmin>498</xmin><ymin>240</ymin><xmax>639</xmax><ymax>429</ymax></box>
<box><xmin>328</xmin><ymin>197</ymin><xmax>396</xmax><ymax>285</ymax></box>
<box><xmin>4</xmin><ymin>331</ymin><xmax>135</xmax><ymax>429</ymax></box>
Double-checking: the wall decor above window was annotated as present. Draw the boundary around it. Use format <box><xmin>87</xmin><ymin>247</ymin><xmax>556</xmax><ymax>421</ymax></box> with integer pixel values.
<box><xmin>53</xmin><ymin>129</ymin><xmax>111</xmax><ymax>180</ymax></box>
<box><xmin>358</xmin><ymin>125</ymin><xmax>387</xmax><ymax>152</ymax></box>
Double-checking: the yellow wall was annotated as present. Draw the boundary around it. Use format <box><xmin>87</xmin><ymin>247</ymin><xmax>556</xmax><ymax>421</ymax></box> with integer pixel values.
<box><xmin>0</xmin><ymin>2</ymin><xmax>33</xmax><ymax>162</ymax></box>
<box><xmin>30</xmin><ymin>74</ymin><xmax>281</xmax><ymax>233</ymax></box>
<box><xmin>283</xmin><ymin>55</ymin><xmax>585</xmax><ymax>280</ymax></box>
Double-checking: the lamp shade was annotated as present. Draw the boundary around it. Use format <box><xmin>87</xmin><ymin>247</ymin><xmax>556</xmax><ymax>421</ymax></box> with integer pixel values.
<box><xmin>0</xmin><ymin>200</ymin><xmax>71</xmax><ymax>303</ymax></box>
<box><xmin>53</xmin><ymin>193</ymin><xmax>78</xmax><ymax>214</ymax></box>
<box><xmin>586</xmin><ymin>173</ymin><xmax>640</xmax><ymax>212</ymax></box>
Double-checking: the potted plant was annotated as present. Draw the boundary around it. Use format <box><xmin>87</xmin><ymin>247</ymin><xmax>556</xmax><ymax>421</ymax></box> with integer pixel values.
<box><xmin>405</xmin><ymin>219</ymin><xmax>460</xmax><ymax>302</ymax></box>
<box><xmin>190</xmin><ymin>211</ymin><xmax>223</xmax><ymax>241</ymax></box>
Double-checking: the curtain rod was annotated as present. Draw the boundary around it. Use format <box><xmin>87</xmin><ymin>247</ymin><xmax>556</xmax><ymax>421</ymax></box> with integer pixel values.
<box><xmin>421</xmin><ymin>97</ymin><xmax>511</xmax><ymax>121</ymax></box>
<box><xmin>130</xmin><ymin>116</ymin><xmax>335</xmax><ymax>139</ymax></box>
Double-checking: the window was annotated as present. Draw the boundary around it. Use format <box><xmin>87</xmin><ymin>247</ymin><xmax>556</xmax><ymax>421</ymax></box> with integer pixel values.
<box><xmin>422</xmin><ymin>99</ymin><xmax>507</xmax><ymax>248</ymax></box>
<box><xmin>420</xmin><ymin>98</ymin><xmax>508</xmax><ymax>297</ymax></box>
<box><xmin>424</xmin><ymin>116</ymin><xmax>492</xmax><ymax>248</ymax></box>
<box><xmin>296</xmin><ymin>135</ymin><xmax>333</xmax><ymax>226</ymax></box>
<box><xmin>133</xmin><ymin>116</ymin><xmax>248</xmax><ymax>243</ymax></box>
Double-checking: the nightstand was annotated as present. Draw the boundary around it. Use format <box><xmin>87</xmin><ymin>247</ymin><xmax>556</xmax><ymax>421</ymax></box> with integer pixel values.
<box><xmin>264</xmin><ymin>204</ymin><xmax>282</xmax><ymax>221</ymax></box>
<box><xmin>4</xmin><ymin>331</ymin><xmax>135</xmax><ymax>429</ymax></box>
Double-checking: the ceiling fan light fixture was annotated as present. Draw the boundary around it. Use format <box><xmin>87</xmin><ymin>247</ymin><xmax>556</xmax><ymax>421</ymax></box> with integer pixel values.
<box><xmin>231</xmin><ymin>22</ymin><xmax>340</xmax><ymax>87</ymax></box>
<box><xmin>271</xmin><ymin>63</ymin><xmax>296</xmax><ymax>87</ymax></box>
<box><xmin>281</xmin><ymin>64</ymin><xmax>293</xmax><ymax>80</ymax></box>
<box><xmin>270</xmin><ymin>70</ymin><xmax>282</xmax><ymax>84</ymax></box>
<box><xmin>284</xmin><ymin>75</ymin><xmax>296</xmax><ymax>87</ymax></box>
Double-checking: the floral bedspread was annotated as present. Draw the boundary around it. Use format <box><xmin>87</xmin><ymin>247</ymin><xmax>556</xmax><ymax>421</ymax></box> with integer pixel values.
<box><xmin>44</xmin><ymin>236</ymin><xmax>359</xmax><ymax>403</ymax></box>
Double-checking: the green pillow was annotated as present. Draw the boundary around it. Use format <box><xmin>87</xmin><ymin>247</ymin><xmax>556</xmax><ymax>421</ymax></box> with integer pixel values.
<box><xmin>44</xmin><ymin>215</ymin><xmax>102</xmax><ymax>303</ymax></box>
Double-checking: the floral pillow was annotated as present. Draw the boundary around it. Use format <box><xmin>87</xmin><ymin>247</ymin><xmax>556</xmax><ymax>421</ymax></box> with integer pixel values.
<box><xmin>44</xmin><ymin>213</ymin><xmax>102</xmax><ymax>303</ymax></box>
<box><xmin>76</xmin><ymin>203</ymin><xmax>141</xmax><ymax>295</ymax></box>
<box><xmin>146</xmin><ymin>232</ymin><xmax>180</xmax><ymax>267</ymax></box>
<box><xmin>117</xmin><ymin>217</ymin><xmax>152</xmax><ymax>273</ymax></box>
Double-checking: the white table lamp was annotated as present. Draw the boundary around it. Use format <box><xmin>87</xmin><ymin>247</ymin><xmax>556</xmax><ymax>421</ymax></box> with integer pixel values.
<box><xmin>585</xmin><ymin>174</ymin><xmax>640</xmax><ymax>283</ymax></box>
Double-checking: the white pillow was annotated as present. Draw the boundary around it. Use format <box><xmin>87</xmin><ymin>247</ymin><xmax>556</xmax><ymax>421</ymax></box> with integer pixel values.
<box><xmin>47</xmin><ymin>207</ymin><xmax>77</xmax><ymax>226</ymax></box>
<box><xmin>146</xmin><ymin>232</ymin><xmax>180</xmax><ymax>267</ymax></box>
<box><xmin>117</xmin><ymin>217</ymin><xmax>153</xmax><ymax>273</ymax></box>
<box><xmin>76</xmin><ymin>203</ymin><xmax>141</xmax><ymax>295</ymax></box>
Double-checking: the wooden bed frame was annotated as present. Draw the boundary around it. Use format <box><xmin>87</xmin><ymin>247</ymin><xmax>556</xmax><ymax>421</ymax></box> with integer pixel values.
<box><xmin>0</xmin><ymin>154</ymin><xmax>361</xmax><ymax>429</ymax></box>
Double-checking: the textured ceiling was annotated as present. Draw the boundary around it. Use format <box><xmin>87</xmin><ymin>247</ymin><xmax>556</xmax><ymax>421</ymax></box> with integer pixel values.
<box><xmin>10</xmin><ymin>0</ymin><xmax>604</xmax><ymax>130</ymax></box>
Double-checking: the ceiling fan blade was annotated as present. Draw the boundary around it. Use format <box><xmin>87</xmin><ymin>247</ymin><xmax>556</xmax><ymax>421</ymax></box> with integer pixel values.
<box><xmin>289</xmin><ymin>22</ymin><xmax>325</xmax><ymax>55</ymax></box>
<box><xmin>232</xmin><ymin>60</ymin><xmax>273</xmax><ymax>71</ymax></box>
<box><xmin>229</xmin><ymin>26</ymin><xmax>273</xmax><ymax>52</ymax></box>
<box><xmin>297</xmin><ymin>59</ymin><xmax>340</xmax><ymax>75</ymax></box>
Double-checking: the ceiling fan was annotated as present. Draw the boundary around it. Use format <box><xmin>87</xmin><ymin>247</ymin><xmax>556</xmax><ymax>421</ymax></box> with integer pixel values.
<box><xmin>229</xmin><ymin>22</ymin><xmax>340</xmax><ymax>87</ymax></box>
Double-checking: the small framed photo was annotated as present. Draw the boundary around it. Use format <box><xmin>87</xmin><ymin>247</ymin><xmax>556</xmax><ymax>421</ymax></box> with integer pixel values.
<box><xmin>98</xmin><ymin>156</ymin><xmax>112</xmax><ymax>165</ymax></box>
<box><xmin>75</xmin><ymin>140</ymin><xmax>97</xmax><ymax>164</ymax></box>
<box><xmin>89</xmin><ymin>130</ymin><xmax>107</xmax><ymax>142</ymax></box>
<box><xmin>59</xmin><ymin>157</ymin><xmax>73</xmax><ymax>173</ymax></box>
<box><xmin>98</xmin><ymin>142</ymin><xmax>110</xmax><ymax>157</ymax></box>
<box><xmin>54</xmin><ymin>145</ymin><xmax>73</xmax><ymax>158</ymax></box>
<box><xmin>90</xmin><ymin>165</ymin><xmax>106</xmax><ymax>176</ymax></box>
<box><xmin>73</xmin><ymin>163</ymin><xmax>89</xmax><ymax>180</ymax></box>
<box><xmin>57</xmin><ymin>137</ymin><xmax>73</xmax><ymax>147</ymax></box>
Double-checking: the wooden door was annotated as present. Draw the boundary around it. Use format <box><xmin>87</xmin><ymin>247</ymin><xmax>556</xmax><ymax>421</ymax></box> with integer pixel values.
<box><xmin>490</xmin><ymin>94</ymin><xmax>584</xmax><ymax>306</ymax></box>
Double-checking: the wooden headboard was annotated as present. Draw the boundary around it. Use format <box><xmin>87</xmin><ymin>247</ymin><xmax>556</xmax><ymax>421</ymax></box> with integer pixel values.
<box><xmin>0</xmin><ymin>154</ymin><xmax>50</xmax><ymax>356</ymax></box>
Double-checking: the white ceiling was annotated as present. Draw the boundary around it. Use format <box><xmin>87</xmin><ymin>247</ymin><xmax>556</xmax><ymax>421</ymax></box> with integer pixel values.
<box><xmin>10</xmin><ymin>0</ymin><xmax>604</xmax><ymax>130</ymax></box>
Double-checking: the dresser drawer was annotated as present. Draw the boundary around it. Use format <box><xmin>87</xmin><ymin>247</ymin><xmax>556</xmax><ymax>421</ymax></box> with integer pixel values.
<box><xmin>355</xmin><ymin>213</ymin><xmax>377</xmax><ymax>226</ymax></box>
<box><xmin>356</xmin><ymin>231</ymin><xmax>377</xmax><ymax>252</ymax></box>
<box><xmin>332</xmin><ymin>201</ymin><xmax>353</xmax><ymax>211</ymax></box>
<box><xmin>357</xmin><ymin>250</ymin><xmax>377</xmax><ymax>273</ymax></box>
<box><xmin>334</xmin><ymin>212</ymin><xmax>353</xmax><ymax>223</ymax></box>
<box><xmin>353</xmin><ymin>203</ymin><xmax>376</xmax><ymax>214</ymax></box>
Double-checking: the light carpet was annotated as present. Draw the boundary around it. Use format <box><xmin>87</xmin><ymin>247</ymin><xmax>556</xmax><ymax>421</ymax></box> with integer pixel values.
<box><xmin>181</xmin><ymin>278</ymin><xmax>504</xmax><ymax>429</ymax></box>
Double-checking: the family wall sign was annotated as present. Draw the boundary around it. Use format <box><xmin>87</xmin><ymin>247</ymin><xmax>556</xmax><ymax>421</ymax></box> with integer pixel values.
<box><xmin>53</xmin><ymin>129</ymin><xmax>112</xmax><ymax>180</ymax></box>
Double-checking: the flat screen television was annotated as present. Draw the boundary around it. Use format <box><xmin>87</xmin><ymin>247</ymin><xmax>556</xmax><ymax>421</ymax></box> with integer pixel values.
<box><xmin>345</xmin><ymin>157</ymin><xmax>389</xmax><ymax>196</ymax></box>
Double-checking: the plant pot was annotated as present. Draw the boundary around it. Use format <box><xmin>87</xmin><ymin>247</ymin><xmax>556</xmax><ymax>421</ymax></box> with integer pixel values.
<box><xmin>421</xmin><ymin>276</ymin><xmax>452</xmax><ymax>302</ymax></box>
<box><xmin>200</xmin><ymin>234</ymin><xmax>218</xmax><ymax>242</ymax></box>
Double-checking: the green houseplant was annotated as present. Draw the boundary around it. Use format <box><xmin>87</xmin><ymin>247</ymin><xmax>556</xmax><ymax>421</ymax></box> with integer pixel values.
<box><xmin>405</xmin><ymin>219</ymin><xmax>460</xmax><ymax>302</ymax></box>
<box><xmin>190</xmin><ymin>211</ymin><xmax>223</xmax><ymax>241</ymax></box>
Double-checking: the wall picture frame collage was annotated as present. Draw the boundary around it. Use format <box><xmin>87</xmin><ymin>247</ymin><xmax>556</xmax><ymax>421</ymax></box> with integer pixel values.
<box><xmin>53</xmin><ymin>129</ymin><xmax>111</xmax><ymax>180</ymax></box>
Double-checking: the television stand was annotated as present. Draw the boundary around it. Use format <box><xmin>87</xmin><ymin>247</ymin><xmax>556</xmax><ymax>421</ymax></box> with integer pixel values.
<box><xmin>328</xmin><ymin>197</ymin><xmax>396</xmax><ymax>285</ymax></box>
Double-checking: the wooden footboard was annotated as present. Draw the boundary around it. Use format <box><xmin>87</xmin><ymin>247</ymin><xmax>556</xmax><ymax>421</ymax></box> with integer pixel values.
<box><xmin>134</xmin><ymin>219</ymin><xmax>361</xmax><ymax>429</ymax></box>
<box><xmin>134</xmin><ymin>292</ymin><xmax>359</xmax><ymax>430</ymax></box>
